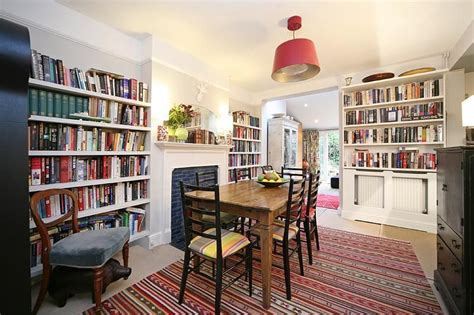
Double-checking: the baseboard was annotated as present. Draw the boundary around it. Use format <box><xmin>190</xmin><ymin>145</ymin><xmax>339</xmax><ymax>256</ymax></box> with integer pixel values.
<box><xmin>147</xmin><ymin>229</ymin><xmax>172</xmax><ymax>249</ymax></box>
<box><xmin>341</xmin><ymin>209</ymin><xmax>437</xmax><ymax>233</ymax></box>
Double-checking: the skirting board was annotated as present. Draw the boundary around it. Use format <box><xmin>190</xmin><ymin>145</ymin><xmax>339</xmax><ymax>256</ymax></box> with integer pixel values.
<box><xmin>341</xmin><ymin>209</ymin><xmax>437</xmax><ymax>233</ymax></box>
<box><xmin>147</xmin><ymin>229</ymin><xmax>172</xmax><ymax>249</ymax></box>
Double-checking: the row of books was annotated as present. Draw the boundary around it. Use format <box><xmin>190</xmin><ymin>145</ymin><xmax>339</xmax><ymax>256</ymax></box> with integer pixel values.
<box><xmin>30</xmin><ymin>207</ymin><xmax>146</xmax><ymax>268</ymax></box>
<box><xmin>187</xmin><ymin>129</ymin><xmax>216</xmax><ymax>144</ymax></box>
<box><xmin>32</xmin><ymin>180</ymin><xmax>148</xmax><ymax>218</ymax></box>
<box><xmin>343</xmin><ymin>79</ymin><xmax>442</xmax><ymax>106</ymax></box>
<box><xmin>397</xmin><ymin>102</ymin><xmax>443</xmax><ymax>120</ymax></box>
<box><xmin>228</xmin><ymin>154</ymin><xmax>261</xmax><ymax>167</ymax></box>
<box><xmin>344</xmin><ymin>125</ymin><xmax>443</xmax><ymax>144</ymax></box>
<box><xmin>30</xmin><ymin>155</ymin><xmax>149</xmax><ymax>186</ymax></box>
<box><xmin>345</xmin><ymin>107</ymin><xmax>442</xmax><ymax>125</ymax></box>
<box><xmin>29</xmin><ymin>122</ymin><xmax>147</xmax><ymax>152</ymax></box>
<box><xmin>30</xmin><ymin>50</ymin><xmax>149</xmax><ymax>102</ymax></box>
<box><xmin>233</xmin><ymin>127</ymin><xmax>260</xmax><ymax>140</ymax></box>
<box><xmin>228</xmin><ymin>167</ymin><xmax>259</xmax><ymax>182</ymax></box>
<box><xmin>29</xmin><ymin>89</ymin><xmax>149</xmax><ymax>127</ymax></box>
<box><xmin>232</xmin><ymin>111</ymin><xmax>260</xmax><ymax>127</ymax></box>
<box><xmin>348</xmin><ymin>149</ymin><xmax>437</xmax><ymax>169</ymax></box>
<box><xmin>231</xmin><ymin>140</ymin><xmax>260</xmax><ymax>152</ymax></box>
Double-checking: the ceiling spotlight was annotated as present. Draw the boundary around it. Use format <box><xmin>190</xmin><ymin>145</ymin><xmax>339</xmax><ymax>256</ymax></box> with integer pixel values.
<box><xmin>304</xmin><ymin>103</ymin><xmax>308</xmax><ymax>107</ymax></box>
<box><xmin>314</xmin><ymin>119</ymin><xmax>319</xmax><ymax>123</ymax></box>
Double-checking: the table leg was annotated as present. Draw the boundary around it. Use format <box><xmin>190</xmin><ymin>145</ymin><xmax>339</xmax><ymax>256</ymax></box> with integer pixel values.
<box><xmin>259</xmin><ymin>212</ymin><xmax>273</xmax><ymax>309</ymax></box>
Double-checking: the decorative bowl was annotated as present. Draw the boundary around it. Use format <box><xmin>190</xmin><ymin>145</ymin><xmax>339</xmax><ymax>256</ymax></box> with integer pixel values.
<box><xmin>256</xmin><ymin>179</ymin><xmax>289</xmax><ymax>188</ymax></box>
<box><xmin>362</xmin><ymin>72</ymin><xmax>395</xmax><ymax>83</ymax></box>
<box><xmin>399</xmin><ymin>67</ymin><xmax>436</xmax><ymax>77</ymax></box>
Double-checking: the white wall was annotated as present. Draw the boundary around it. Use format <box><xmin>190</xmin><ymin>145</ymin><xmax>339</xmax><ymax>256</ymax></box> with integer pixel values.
<box><xmin>466</xmin><ymin>72</ymin><xmax>474</xmax><ymax>96</ymax></box>
<box><xmin>446</xmin><ymin>70</ymin><xmax>466</xmax><ymax>146</ymax></box>
<box><xmin>261</xmin><ymin>100</ymin><xmax>287</xmax><ymax>165</ymax></box>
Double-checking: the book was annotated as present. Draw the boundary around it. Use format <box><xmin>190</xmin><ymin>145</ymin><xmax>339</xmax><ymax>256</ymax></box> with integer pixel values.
<box><xmin>29</xmin><ymin>89</ymin><xmax>39</xmax><ymax>115</ymax></box>
<box><xmin>68</xmin><ymin>95</ymin><xmax>76</xmax><ymax>116</ymax></box>
<box><xmin>46</xmin><ymin>92</ymin><xmax>54</xmax><ymax>117</ymax></box>
<box><xmin>61</xmin><ymin>94</ymin><xmax>69</xmax><ymax>118</ymax></box>
<box><xmin>38</xmin><ymin>90</ymin><xmax>47</xmax><ymax>116</ymax></box>
<box><xmin>31</xmin><ymin>157</ymin><xmax>41</xmax><ymax>185</ymax></box>
<box><xmin>53</xmin><ymin>93</ymin><xmax>62</xmax><ymax>118</ymax></box>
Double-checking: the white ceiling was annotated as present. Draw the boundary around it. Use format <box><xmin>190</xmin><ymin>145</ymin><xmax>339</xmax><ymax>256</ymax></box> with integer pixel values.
<box><xmin>59</xmin><ymin>0</ymin><xmax>473</xmax><ymax>93</ymax></box>
<box><xmin>286</xmin><ymin>89</ymin><xmax>339</xmax><ymax>130</ymax></box>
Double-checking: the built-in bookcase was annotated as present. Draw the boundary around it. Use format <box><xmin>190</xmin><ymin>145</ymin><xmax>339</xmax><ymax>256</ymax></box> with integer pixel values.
<box><xmin>228</xmin><ymin>111</ymin><xmax>262</xmax><ymax>182</ymax></box>
<box><xmin>28</xmin><ymin>78</ymin><xmax>152</xmax><ymax>277</ymax></box>
<box><xmin>340</xmin><ymin>69</ymin><xmax>448</xmax><ymax>233</ymax></box>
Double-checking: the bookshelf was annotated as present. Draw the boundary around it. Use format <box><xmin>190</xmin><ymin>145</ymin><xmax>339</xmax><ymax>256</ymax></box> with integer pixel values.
<box><xmin>27</xmin><ymin>74</ymin><xmax>152</xmax><ymax>276</ymax></box>
<box><xmin>228</xmin><ymin>111</ymin><xmax>262</xmax><ymax>181</ymax></box>
<box><xmin>340</xmin><ymin>69</ymin><xmax>448</xmax><ymax>233</ymax></box>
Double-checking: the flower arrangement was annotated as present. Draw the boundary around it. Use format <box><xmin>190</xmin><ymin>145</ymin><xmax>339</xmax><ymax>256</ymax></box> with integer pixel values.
<box><xmin>165</xmin><ymin>104</ymin><xmax>195</xmax><ymax>129</ymax></box>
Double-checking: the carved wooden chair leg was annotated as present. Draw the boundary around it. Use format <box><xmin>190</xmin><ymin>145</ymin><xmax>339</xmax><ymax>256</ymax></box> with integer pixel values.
<box><xmin>93</xmin><ymin>267</ymin><xmax>104</xmax><ymax>312</ymax></box>
<box><xmin>122</xmin><ymin>241</ymin><xmax>129</xmax><ymax>279</ymax></box>
<box><xmin>32</xmin><ymin>259</ymin><xmax>51</xmax><ymax>315</ymax></box>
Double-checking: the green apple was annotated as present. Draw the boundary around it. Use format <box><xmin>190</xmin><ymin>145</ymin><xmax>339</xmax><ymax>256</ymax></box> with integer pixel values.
<box><xmin>257</xmin><ymin>175</ymin><xmax>264</xmax><ymax>181</ymax></box>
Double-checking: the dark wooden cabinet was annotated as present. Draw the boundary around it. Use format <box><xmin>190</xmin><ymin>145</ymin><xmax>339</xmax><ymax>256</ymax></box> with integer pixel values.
<box><xmin>435</xmin><ymin>147</ymin><xmax>474</xmax><ymax>315</ymax></box>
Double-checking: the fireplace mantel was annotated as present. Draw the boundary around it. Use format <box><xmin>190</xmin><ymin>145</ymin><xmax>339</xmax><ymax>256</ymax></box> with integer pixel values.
<box><xmin>146</xmin><ymin>141</ymin><xmax>231</xmax><ymax>249</ymax></box>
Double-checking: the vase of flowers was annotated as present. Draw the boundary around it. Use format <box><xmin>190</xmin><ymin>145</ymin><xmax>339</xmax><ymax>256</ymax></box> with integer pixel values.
<box><xmin>165</xmin><ymin>104</ymin><xmax>195</xmax><ymax>142</ymax></box>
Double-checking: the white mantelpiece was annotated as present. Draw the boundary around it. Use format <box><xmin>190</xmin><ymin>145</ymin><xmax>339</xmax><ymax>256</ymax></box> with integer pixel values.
<box><xmin>145</xmin><ymin>142</ymin><xmax>231</xmax><ymax>249</ymax></box>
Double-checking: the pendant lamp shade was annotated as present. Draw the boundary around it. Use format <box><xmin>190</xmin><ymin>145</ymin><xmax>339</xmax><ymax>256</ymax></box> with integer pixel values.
<box><xmin>272</xmin><ymin>16</ymin><xmax>320</xmax><ymax>83</ymax></box>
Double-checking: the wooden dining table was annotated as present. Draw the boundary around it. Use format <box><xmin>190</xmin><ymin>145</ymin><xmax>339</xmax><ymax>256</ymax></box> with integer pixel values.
<box><xmin>185</xmin><ymin>180</ymin><xmax>289</xmax><ymax>309</ymax></box>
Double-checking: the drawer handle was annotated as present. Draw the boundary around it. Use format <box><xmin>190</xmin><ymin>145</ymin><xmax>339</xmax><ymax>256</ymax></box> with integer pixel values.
<box><xmin>452</xmin><ymin>239</ymin><xmax>461</xmax><ymax>249</ymax></box>
<box><xmin>451</xmin><ymin>287</ymin><xmax>462</xmax><ymax>298</ymax></box>
<box><xmin>438</xmin><ymin>263</ymin><xmax>445</xmax><ymax>271</ymax></box>
<box><xmin>437</xmin><ymin>223</ymin><xmax>445</xmax><ymax>230</ymax></box>
<box><xmin>442</xmin><ymin>184</ymin><xmax>447</xmax><ymax>191</ymax></box>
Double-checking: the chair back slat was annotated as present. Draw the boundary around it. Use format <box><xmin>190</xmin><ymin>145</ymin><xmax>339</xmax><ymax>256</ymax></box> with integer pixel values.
<box><xmin>29</xmin><ymin>189</ymin><xmax>80</xmax><ymax>255</ymax></box>
<box><xmin>180</xmin><ymin>181</ymin><xmax>223</xmax><ymax>258</ymax></box>
<box><xmin>307</xmin><ymin>171</ymin><xmax>321</xmax><ymax>211</ymax></box>
<box><xmin>283</xmin><ymin>178</ymin><xmax>305</xmax><ymax>237</ymax></box>
<box><xmin>233</xmin><ymin>167</ymin><xmax>251</xmax><ymax>183</ymax></box>
<box><xmin>281</xmin><ymin>166</ymin><xmax>307</xmax><ymax>179</ymax></box>
<box><xmin>195</xmin><ymin>170</ymin><xmax>218</xmax><ymax>187</ymax></box>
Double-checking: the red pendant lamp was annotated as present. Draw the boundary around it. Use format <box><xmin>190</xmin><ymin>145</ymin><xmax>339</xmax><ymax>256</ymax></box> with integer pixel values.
<box><xmin>272</xmin><ymin>16</ymin><xmax>320</xmax><ymax>83</ymax></box>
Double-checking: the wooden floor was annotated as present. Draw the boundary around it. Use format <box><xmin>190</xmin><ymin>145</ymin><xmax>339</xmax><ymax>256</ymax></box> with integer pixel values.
<box><xmin>33</xmin><ymin>204</ymin><xmax>449</xmax><ymax>315</ymax></box>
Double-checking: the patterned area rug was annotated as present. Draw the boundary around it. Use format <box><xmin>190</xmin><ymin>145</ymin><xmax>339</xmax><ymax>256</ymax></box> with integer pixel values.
<box><xmin>317</xmin><ymin>194</ymin><xmax>340</xmax><ymax>210</ymax></box>
<box><xmin>84</xmin><ymin>227</ymin><xmax>441</xmax><ymax>314</ymax></box>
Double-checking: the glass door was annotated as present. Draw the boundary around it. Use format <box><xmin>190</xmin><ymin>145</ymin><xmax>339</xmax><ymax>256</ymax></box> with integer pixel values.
<box><xmin>319</xmin><ymin>129</ymin><xmax>340</xmax><ymax>182</ymax></box>
<box><xmin>284</xmin><ymin>128</ymin><xmax>290</xmax><ymax>166</ymax></box>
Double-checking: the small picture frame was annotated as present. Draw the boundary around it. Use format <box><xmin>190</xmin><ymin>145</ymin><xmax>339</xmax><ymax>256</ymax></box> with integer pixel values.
<box><xmin>387</xmin><ymin>109</ymin><xmax>398</xmax><ymax>122</ymax></box>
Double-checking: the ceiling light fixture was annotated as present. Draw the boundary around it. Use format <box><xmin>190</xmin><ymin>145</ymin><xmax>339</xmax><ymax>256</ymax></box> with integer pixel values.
<box><xmin>304</xmin><ymin>103</ymin><xmax>308</xmax><ymax>107</ymax></box>
<box><xmin>314</xmin><ymin>119</ymin><xmax>319</xmax><ymax>123</ymax></box>
<box><xmin>272</xmin><ymin>15</ymin><xmax>320</xmax><ymax>83</ymax></box>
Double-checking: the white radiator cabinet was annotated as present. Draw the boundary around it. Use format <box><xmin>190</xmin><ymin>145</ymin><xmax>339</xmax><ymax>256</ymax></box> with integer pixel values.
<box><xmin>341</xmin><ymin>169</ymin><xmax>437</xmax><ymax>233</ymax></box>
<box><xmin>267</xmin><ymin>118</ymin><xmax>301</xmax><ymax>169</ymax></box>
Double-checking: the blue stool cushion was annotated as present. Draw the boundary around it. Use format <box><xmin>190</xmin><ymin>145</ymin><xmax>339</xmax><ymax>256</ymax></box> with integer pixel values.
<box><xmin>50</xmin><ymin>227</ymin><xmax>130</xmax><ymax>268</ymax></box>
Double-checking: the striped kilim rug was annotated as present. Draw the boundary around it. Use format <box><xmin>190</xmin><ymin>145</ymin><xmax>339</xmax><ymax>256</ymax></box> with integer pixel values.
<box><xmin>84</xmin><ymin>227</ymin><xmax>441</xmax><ymax>314</ymax></box>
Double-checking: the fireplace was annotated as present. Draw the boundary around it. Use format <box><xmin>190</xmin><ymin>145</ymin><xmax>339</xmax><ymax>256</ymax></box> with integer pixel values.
<box><xmin>146</xmin><ymin>142</ymin><xmax>231</xmax><ymax>249</ymax></box>
<box><xmin>170</xmin><ymin>165</ymin><xmax>218</xmax><ymax>249</ymax></box>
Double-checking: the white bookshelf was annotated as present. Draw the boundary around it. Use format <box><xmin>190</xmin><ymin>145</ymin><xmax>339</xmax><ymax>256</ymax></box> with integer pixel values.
<box><xmin>29</xmin><ymin>78</ymin><xmax>151</xmax><ymax>107</ymax></box>
<box><xmin>228</xmin><ymin>114</ymin><xmax>262</xmax><ymax>181</ymax></box>
<box><xmin>340</xmin><ymin>69</ymin><xmax>448</xmax><ymax>233</ymax></box>
<box><xmin>29</xmin><ymin>115</ymin><xmax>151</xmax><ymax>131</ymax></box>
<box><xmin>28</xmin><ymin>77</ymin><xmax>152</xmax><ymax>276</ymax></box>
<box><xmin>29</xmin><ymin>150</ymin><xmax>150</xmax><ymax>156</ymax></box>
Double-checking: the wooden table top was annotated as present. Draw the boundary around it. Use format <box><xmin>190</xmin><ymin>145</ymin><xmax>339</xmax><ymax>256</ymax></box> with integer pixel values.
<box><xmin>185</xmin><ymin>181</ymin><xmax>289</xmax><ymax>212</ymax></box>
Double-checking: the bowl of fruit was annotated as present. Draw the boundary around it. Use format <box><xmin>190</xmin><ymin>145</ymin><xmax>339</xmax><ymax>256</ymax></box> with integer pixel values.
<box><xmin>256</xmin><ymin>171</ymin><xmax>289</xmax><ymax>187</ymax></box>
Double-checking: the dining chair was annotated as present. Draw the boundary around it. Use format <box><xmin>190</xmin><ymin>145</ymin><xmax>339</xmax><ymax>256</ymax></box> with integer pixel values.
<box><xmin>178</xmin><ymin>182</ymin><xmax>254</xmax><ymax>314</ymax></box>
<box><xmin>297</xmin><ymin>171</ymin><xmax>321</xmax><ymax>265</ymax></box>
<box><xmin>196</xmin><ymin>170</ymin><xmax>241</xmax><ymax>231</ymax></box>
<box><xmin>29</xmin><ymin>189</ymin><xmax>130</xmax><ymax>314</ymax></box>
<box><xmin>261</xmin><ymin>165</ymin><xmax>274</xmax><ymax>173</ymax></box>
<box><xmin>233</xmin><ymin>167</ymin><xmax>253</xmax><ymax>233</ymax></box>
<box><xmin>247</xmin><ymin>178</ymin><xmax>306</xmax><ymax>300</ymax></box>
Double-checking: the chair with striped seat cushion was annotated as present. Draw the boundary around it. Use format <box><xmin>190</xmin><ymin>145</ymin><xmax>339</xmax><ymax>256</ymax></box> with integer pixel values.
<box><xmin>249</xmin><ymin>220</ymin><xmax>299</xmax><ymax>242</ymax></box>
<box><xmin>179</xmin><ymin>181</ymin><xmax>254</xmax><ymax>314</ymax></box>
<box><xmin>189</xmin><ymin>228</ymin><xmax>250</xmax><ymax>259</ymax></box>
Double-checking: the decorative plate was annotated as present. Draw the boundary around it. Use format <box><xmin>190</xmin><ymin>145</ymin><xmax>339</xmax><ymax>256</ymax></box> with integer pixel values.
<box><xmin>256</xmin><ymin>179</ymin><xmax>289</xmax><ymax>188</ymax></box>
<box><xmin>399</xmin><ymin>67</ymin><xmax>436</xmax><ymax>77</ymax></box>
<box><xmin>362</xmin><ymin>72</ymin><xmax>395</xmax><ymax>83</ymax></box>
<box><xmin>272</xmin><ymin>113</ymin><xmax>285</xmax><ymax>118</ymax></box>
